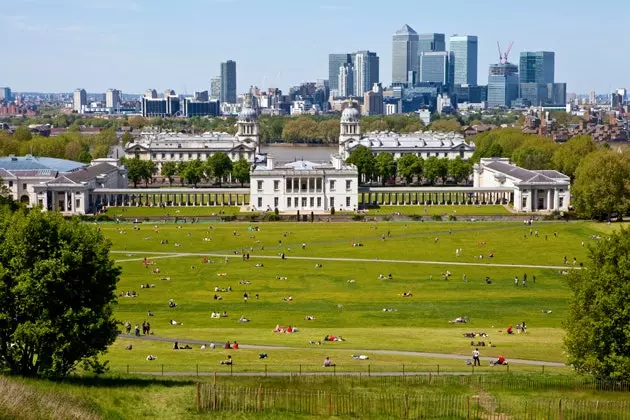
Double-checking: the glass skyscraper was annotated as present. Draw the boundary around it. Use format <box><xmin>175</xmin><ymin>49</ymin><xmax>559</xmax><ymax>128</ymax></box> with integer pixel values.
<box><xmin>519</xmin><ymin>52</ymin><xmax>554</xmax><ymax>84</ymax></box>
<box><xmin>487</xmin><ymin>63</ymin><xmax>519</xmax><ymax>108</ymax></box>
<box><xmin>392</xmin><ymin>24</ymin><xmax>419</xmax><ymax>86</ymax></box>
<box><xmin>220</xmin><ymin>60</ymin><xmax>237</xmax><ymax>104</ymax></box>
<box><xmin>449</xmin><ymin>35</ymin><xmax>478</xmax><ymax>86</ymax></box>
<box><xmin>329</xmin><ymin>54</ymin><xmax>352</xmax><ymax>92</ymax></box>
<box><xmin>420</xmin><ymin>51</ymin><xmax>449</xmax><ymax>85</ymax></box>
<box><xmin>354</xmin><ymin>51</ymin><xmax>379</xmax><ymax>97</ymax></box>
<box><xmin>418</xmin><ymin>33</ymin><xmax>445</xmax><ymax>54</ymax></box>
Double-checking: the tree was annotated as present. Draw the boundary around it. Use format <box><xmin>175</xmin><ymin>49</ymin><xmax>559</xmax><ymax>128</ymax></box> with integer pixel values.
<box><xmin>572</xmin><ymin>150</ymin><xmax>630</xmax><ymax>220</ymax></box>
<box><xmin>0</xmin><ymin>176</ymin><xmax>10</xmax><ymax>198</ymax></box>
<box><xmin>181</xmin><ymin>159</ymin><xmax>205</xmax><ymax>187</ymax></box>
<box><xmin>551</xmin><ymin>135</ymin><xmax>596</xmax><ymax>180</ymax></box>
<box><xmin>77</xmin><ymin>151</ymin><xmax>93</xmax><ymax>164</ymax></box>
<box><xmin>511</xmin><ymin>138</ymin><xmax>558</xmax><ymax>170</ymax></box>
<box><xmin>375</xmin><ymin>153</ymin><xmax>397</xmax><ymax>185</ymax></box>
<box><xmin>564</xmin><ymin>227</ymin><xmax>630</xmax><ymax>381</ymax></box>
<box><xmin>207</xmin><ymin>153</ymin><xmax>233</xmax><ymax>186</ymax></box>
<box><xmin>142</xmin><ymin>160</ymin><xmax>157</xmax><ymax>187</ymax></box>
<box><xmin>232</xmin><ymin>158</ymin><xmax>251</xmax><ymax>187</ymax></box>
<box><xmin>12</xmin><ymin>126</ymin><xmax>32</xmax><ymax>141</ymax></box>
<box><xmin>0</xmin><ymin>209</ymin><xmax>120</xmax><ymax>377</ymax></box>
<box><xmin>346</xmin><ymin>146</ymin><xmax>375</xmax><ymax>183</ymax></box>
<box><xmin>423</xmin><ymin>156</ymin><xmax>442</xmax><ymax>185</ymax></box>
<box><xmin>430</xmin><ymin>119</ymin><xmax>462</xmax><ymax>133</ymax></box>
<box><xmin>161</xmin><ymin>162</ymin><xmax>178</xmax><ymax>186</ymax></box>
<box><xmin>125</xmin><ymin>157</ymin><xmax>144</xmax><ymax>188</ymax></box>
<box><xmin>448</xmin><ymin>157</ymin><xmax>472</xmax><ymax>184</ymax></box>
<box><xmin>121</xmin><ymin>132</ymin><xmax>134</xmax><ymax>146</ymax></box>
<box><xmin>397</xmin><ymin>154</ymin><xmax>419</xmax><ymax>184</ymax></box>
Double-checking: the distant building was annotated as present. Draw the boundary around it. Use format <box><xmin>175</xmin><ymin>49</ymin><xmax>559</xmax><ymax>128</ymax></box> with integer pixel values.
<box><xmin>453</xmin><ymin>84</ymin><xmax>487</xmax><ymax>104</ymax></box>
<box><xmin>420</xmin><ymin>51</ymin><xmax>449</xmax><ymax>85</ymax></box>
<box><xmin>182</xmin><ymin>98</ymin><xmax>220</xmax><ymax>117</ymax></box>
<box><xmin>449</xmin><ymin>35</ymin><xmax>478</xmax><ymax>86</ymax></box>
<box><xmin>220</xmin><ymin>60</ymin><xmax>237</xmax><ymax>104</ymax></box>
<box><xmin>0</xmin><ymin>87</ymin><xmax>12</xmax><ymax>103</ymax></box>
<box><xmin>519</xmin><ymin>52</ymin><xmax>554</xmax><ymax>84</ymax></box>
<box><xmin>142</xmin><ymin>97</ymin><xmax>167</xmax><ymax>117</ymax></box>
<box><xmin>354</xmin><ymin>51</ymin><xmax>380</xmax><ymax>97</ymax></box>
<box><xmin>487</xmin><ymin>63</ymin><xmax>519</xmax><ymax>108</ymax></box>
<box><xmin>338</xmin><ymin>64</ymin><xmax>354</xmax><ymax>97</ymax></box>
<box><xmin>145</xmin><ymin>89</ymin><xmax>158</xmax><ymax>99</ymax></box>
<box><xmin>385</xmin><ymin>103</ymin><xmax>398</xmax><ymax>115</ymax></box>
<box><xmin>210</xmin><ymin>77</ymin><xmax>221</xmax><ymax>100</ymax></box>
<box><xmin>73</xmin><ymin>89</ymin><xmax>87</xmax><ymax>113</ymax></box>
<box><xmin>392</xmin><ymin>24</ymin><xmax>419</xmax><ymax>86</ymax></box>
<box><xmin>363</xmin><ymin>83</ymin><xmax>384</xmax><ymax>116</ymax></box>
<box><xmin>418</xmin><ymin>33</ymin><xmax>446</xmax><ymax>54</ymax></box>
<box><xmin>328</xmin><ymin>54</ymin><xmax>352</xmax><ymax>92</ymax></box>
<box><xmin>105</xmin><ymin>88</ymin><xmax>121</xmax><ymax>110</ymax></box>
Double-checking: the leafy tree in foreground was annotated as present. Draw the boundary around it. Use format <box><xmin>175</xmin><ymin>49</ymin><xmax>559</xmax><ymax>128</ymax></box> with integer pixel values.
<box><xmin>564</xmin><ymin>228</ymin><xmax>630</xmax><ymax>381</ymax></box>
<box><xmin>346</xmin><ymin>146</ymin><xmax>375</xmax><ymax>183</ymax></box>
<box><xmin>397</xmin><ymin>154</ymin><xmax>418</xmax><ymax>184</ymax></box>
<box><xmin>0</xmin><ymin>210</ymin><xmax>120</xmax><ymax>377</ymax></box>
<box><xmin>448</xmin><ymin>157</ymin><xmax>472</xmax><ymax>184</ymax></box>
<box><xmin>375</xmin><ymin>153</ymin><xmax>397</xmax><ymax>185</ymax></box>
<box><xmin>232</xmin><ymin>158</ymin><xmax>251</xmax><ymax>187</ymax></box>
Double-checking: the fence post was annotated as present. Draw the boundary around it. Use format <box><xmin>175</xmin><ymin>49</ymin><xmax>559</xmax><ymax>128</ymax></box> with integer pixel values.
<box><xmin>328</xmin><ymin>392</ymin><xmax>333</xmax><ymax>416</ymax></box>
<box><xmin>558</xmin><ymin>399</ymin><xmax>563</xmax><ymax>420</ymax></box>
<box><xmin>196</xmin><ymin>383</ymin><xmax>201</xmax><ymax>410</ymax></box>
<box><xmin>299</xmin><ymin>364</ymin><xmax>302</xmax><ymax>375</ymax></box>
<box><xmin>437</xmin><ymin>365</ymin><xmax>440</xmax><ymax>375</ymax></box>
<box><xmin>161</xmin><ymin>364</ymin><xmax>164</xmax><ymax>376</ymax></box>
<box><xmin>257</xmin><ymin>384</ymin><xmax>263</xmax><ymax>412</ymax></box>
<box><xmin>402</xmin><ymin>364</ymin><xmax>405</xmax><ymax>376</ymax></box>
<box><xmin>368</xmin><ymin>364</ymin><xmax>371</xmax><ymax>377</ymax></box>
<box><xmin>196</xmin><ymin>364</ymin><xmax>199</xmax><ymax>376</ymax></box>
<box><xmin>230</xmin><ymin>363</ymin><xmax>233</xmax><ymax>376</ymax></box>
<box><xmin>265</xmin><ymin>364</ymin><xmax>267</xmax><ymax>377</ymax></box>
<box><xmin>467</xmin><ymin>396</ymin><xmax>470</xmax><ymax>419</ymax></box>
<box><xmin>126</xmin><ymin>364</ymin><xmax>129</xmax><ymax>374</ymax></box>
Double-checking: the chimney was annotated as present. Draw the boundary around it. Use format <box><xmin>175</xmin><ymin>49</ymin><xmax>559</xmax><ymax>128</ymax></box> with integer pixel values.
<box><xmin>332</xmin><ymin>155</ymin><xmax>343</xmax><ymax>170</ymax></box>
<box><xmin>266</xmin><ymin>155</ymin><xmax>275</xmax><ymax>170</ymax></box>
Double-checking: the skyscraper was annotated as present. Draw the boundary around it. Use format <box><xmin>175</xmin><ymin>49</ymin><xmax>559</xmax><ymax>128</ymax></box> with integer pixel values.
<box><xmin>487</xmin><ymin>63</ymin><xmax>519</xmax><ymax>108</ymax></box>
<box><xmin>220</xmin><ymin>60</ymin><xmax>237</xmax><ymax>104</ymax></box>
<box><xmin>329</xmin><ymin>54</ymin><xmax>352</xmax><ymax>92</ymax></box>
<box><xmin>0</xmin><ymin>87</ymin><xmax>11</xmax><ymax>103</ymax></box>
<box><xmin>338</xmin><ymin>64</ymin><xmax>354</xmax><ymax>97</ymax></box>
<box><xmin>449</xmin><ymin>35</ymin><xmax>478</xmax><ymax>86</ymax></box>
<box><xmin>210</xmin><ymin>77</ymin><xmax>221</xmax><ymax>100</ymax></box>
<box><xmin>392</xmin><ymin>24</ymin><xmax>419</xmax><ymax>86</ymax></box>
<box><xmin>354</xmin><ymin>51</ymin><xmax>379</xmax><ymax>97</ymax></box>
<box><xmin>73</xmin><ymin>88</ymin><xmax>87</xmax><ymax>113</ymax></box>
<box><xmin>519</xmin><ymin>52</ymin><xmax>554</xmax><ymax>84</ymax></box>
<box><xmin>105</xmin><ymin>88</ymin><xmax>121</xmax><ymax>110</ymax></box>
<box><xmin>145</xmin><ymin>89</ymin><xmax>157</xmax><ymax>99</ymax></box>
<box><xmin>420</xmin><ymin>51</ymin><xmax>449</xmax><ymax>85</ymax></box>
<box><xmin>418</xmin><ymin>33</ymin><xmax>446</xmax><ymax>54</ymax></box>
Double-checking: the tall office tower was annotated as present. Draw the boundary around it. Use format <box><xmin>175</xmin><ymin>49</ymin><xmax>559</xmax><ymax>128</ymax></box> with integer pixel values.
<box><xmin>420</xmin><ymin>51</ymin><xmax>449</xmax><ymax>85</ymax></box>
<box><xmin>392</xmin><ymin>24</ymin><xmax>419</xmax><ymax>85</ymax></box>
<box><xmin>338</xmin><ymin>64</ymin><xmax>354</xmax><ymax>97</ymax></box>
<box><xmin>210</xmin><ymin>77</ymin><xmax>221</xmax><ymax>100</ymax></box>
<box><xmin>354</xmin><ymin>51</ymin><xmax>379</xmax><ymax>97</ymax></box>
<box><xmin>449</xmin><ymin>35</ymin><xmax>478</xmax><ymax>86</ymax></box>
<box><xmin>73</xmin><ymin>88</ymin><xmax>87</xmax><ymax>113</ymax></box>
<box><xmin>220</xmin><ymin>60</ymin><xmax>237</xmax><ymax>104</ymax></box>
<box><xmin>363</xmin><ymin>83</ymin><xmax>384</xmax><ymax>116</ymax></box>
<box><xmin>487</xmin><ymin>63</ymin><xmax>519</xmax><ymax>108</ymax></box>
<box><xmin>145</xmin><ymin>89</ymin><xmax>158</xmax><ymax>99</ymax></box>
<box><xmin>105</xmin><ymin>88</ymin><xmax>121</xmax><ymax>110</ymax></box>
<box><xmin>0</xmin><ymin>87</ymin><xmax>12</xmax><ymax>103</ymax></box>
<box><xmin>519</xmin><ymin>52</ymin><xmax>555</xmax><ymax>84</ymax></box>
<box><xmin>418</xmin><ymin>33</ymin><xmax>446</xmax><ymax>54</ymax></box>
<box><xmin>329</xmin><ymin>54</ymin><xmax>352</xmax><ymax>92</ymax></box>
<box><xmin>589</xmin><ymin>91</ymin><xmax>596</xmax><ymax>105</ymax></box>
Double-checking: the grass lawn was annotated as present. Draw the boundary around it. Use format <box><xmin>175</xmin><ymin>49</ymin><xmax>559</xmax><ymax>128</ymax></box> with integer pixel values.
<box><xmin>364</xmin><ymin>205</ymin><xmax>511</xmax><ymax>216</ymax></box>
<box><xmin>103</xmin><ymin>206</ymin><xmax>250</xmax><ymax>217</ymax></box>
<box><xmin>96</xmin><ymin>220</ymin><xmax>617</xmax><ymax>372</ymax></box>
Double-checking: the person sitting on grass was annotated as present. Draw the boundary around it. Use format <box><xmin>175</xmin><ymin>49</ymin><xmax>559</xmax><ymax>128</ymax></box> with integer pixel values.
<box><xmin>491</xmin><ymin>354</ymin><xmax>507</xmax><ymax>366</ymax></box>
<box><xmin>323</xmin><ymin>357</ymin><xmax>336</xmax><ymax>367</ymax></box>
<box><xmin>146</xmin><ymin>355</ymin><xmax>157</xmax><ymax>361</ymax></box>
<box><xmin>168</xmin><ymin>299</ymin><xmax>177</xmax><ymax>308</ymax></box>
<box><xmin>170</xmin><ymin>319</ymin><xmax>182</xmax><ymax>326</ymax></box>
<box><xmin>506</xmin><ymin>326</ymin><xmax>513</xmax><ymax>334</ymax></box>
<box><xmin>233</xmin><ymin>341</ymin><xmax>239</xmax><ymax>349</ymax></box>
<box><xmin>221</xmin><ymin>355</ymin><xmax>232</xmax><ymax>365</ymax></box>
<box><xmin>173</xmin><ymin>341</ymin><xmax>179</xmax><ymax>350</ymax></box>
<box><xmin>224</xmin><ymin>341</ymin><xmax>231</xmax><ymax>349</ymax></box>
<box><xmin>239</xmin><ymin>315</ymin><xmax>250</xmax><ymax>323</ymax></box>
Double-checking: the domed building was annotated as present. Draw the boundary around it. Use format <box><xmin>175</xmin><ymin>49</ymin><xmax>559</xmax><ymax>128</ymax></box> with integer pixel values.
<box><xmin>338</xmin><ymin>102</ymin><xmax>475</xmax><ymax>161</ymax></box>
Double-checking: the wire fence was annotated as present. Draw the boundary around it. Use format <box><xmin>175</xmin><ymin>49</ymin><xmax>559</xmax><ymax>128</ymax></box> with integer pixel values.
<box><xmin>196</xmin><ymin>384</ymin><xmax>630</xmax><ymax>419</ymax></box>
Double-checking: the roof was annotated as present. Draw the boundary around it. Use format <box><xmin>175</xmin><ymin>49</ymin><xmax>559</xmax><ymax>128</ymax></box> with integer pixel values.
<box><xmin>482</xmin><ymin>159</ymin><xmax>569</xmax><ymax>185</ymax></box>
<box><xmin>347</xmin><ymin>131</ymin><xmax>474</xmax><ymax>152</ymax></box>
<box><xmin>0</xmin><ymin>168</ymin><xmax>16</xmax><ymax>179</ymax></box>
<box><xmin>252</xmin><ymin>159</ymin><xmax>357</xmax><ymax>174</ymax></box>
<box><xmin>66</xmin><ymin>163</ymin><xmax>117</xmax><ymax>183</ymax></box>
<box><xmin>0</xmin><ymin>155</ymin><xmax>86</xmax><ymax>173</ymax></box>
<box><xmin>396</xmin><ymin>24</ymin><xmax>417</xmax><ymax>35</ymax></box>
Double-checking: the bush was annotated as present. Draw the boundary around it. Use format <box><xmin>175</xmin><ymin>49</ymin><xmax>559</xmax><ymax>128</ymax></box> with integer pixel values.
<box><xmin>274</xmin><ymin>207</ymin><xmax>279</xmax><ymax>215</ymax></box>
<box><xmin>330</xmin><ymin>207</ymin><xmax>335</xmax><ymax>215</ymax></box>
<box><xmin>432</xmin><ymin>214</ymin><xmax>443</xmax><ymax>221</ymax></box>
<box><xmin>221</xmin><ymin>215</ymin><xmax>237</xmax><ymax>222</ymax></box>
<box><xmin>263</xmin><ymin>213</ymin><xmax>281</xmax><ymax>222</ymax></box>
<box><xmin>352</xmin><ymin>214</ymin><xmax>365</xmax><ymax>221</ymax></box>
<box><xmin>95</xmin><ymin>214</ymin><xmax>112</xmax><ymax>222</ymax></box>
<box><xmin>448</xmin><ymin>215</ymin><xmax>457</xmax><ymax>221</ymax></box>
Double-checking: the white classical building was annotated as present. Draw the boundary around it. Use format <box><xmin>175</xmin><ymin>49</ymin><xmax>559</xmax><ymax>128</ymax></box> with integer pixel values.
<box><xmin>125</xmin><ymin>106</ymin><xmax>261</xmax><ymax>170</ymax></box>
<box><xmin>249</xmin><ymin>155</ymin><xmax>358</xmax><ymax>213</ymax></box>
<box><xmin>338</xmin><ymin>105</ymin><xmax>475</xmax><ymax>160</ymax></box>
<box><xmin>0</xmin><ymin>156</ymin><xmax>127</xmax><ymax>214</ymax></box>
<box><xmin>474</xmin><ymin>158</ymin><xmax>571</xmax><ymax>212</ymax></box>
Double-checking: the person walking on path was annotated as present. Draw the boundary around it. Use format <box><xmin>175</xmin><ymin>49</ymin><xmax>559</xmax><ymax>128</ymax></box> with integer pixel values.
<box><xmin>473</xmin><ymin>348</ymin><xmax>481</xmax><ymax>366</ymax></box>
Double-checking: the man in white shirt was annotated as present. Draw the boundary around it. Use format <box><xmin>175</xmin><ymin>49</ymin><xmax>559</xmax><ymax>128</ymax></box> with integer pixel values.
<box><xmin>472</xmin><ymin>348</ymin><xmax>481</xmax><ymax>366</ymax></box>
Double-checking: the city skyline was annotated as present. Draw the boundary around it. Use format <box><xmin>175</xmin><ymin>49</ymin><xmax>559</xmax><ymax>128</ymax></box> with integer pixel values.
<box><xmin>1</xmin><ymin>0</ymin><xmax>629</xmax><ymax>94</ymax></box>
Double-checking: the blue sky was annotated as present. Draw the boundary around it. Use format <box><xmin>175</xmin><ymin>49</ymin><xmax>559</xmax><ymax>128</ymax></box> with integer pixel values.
<box><xmin>2</xmin><ymin>0</ymin><xmax>628</xmax><ymax>94</ymax></box>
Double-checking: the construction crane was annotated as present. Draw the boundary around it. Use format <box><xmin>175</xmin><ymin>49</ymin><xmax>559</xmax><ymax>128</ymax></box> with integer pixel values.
<box><xmin>497</xmin><ymin>41</ymin><xmax>514</xmax><ymax>64</ymax></box>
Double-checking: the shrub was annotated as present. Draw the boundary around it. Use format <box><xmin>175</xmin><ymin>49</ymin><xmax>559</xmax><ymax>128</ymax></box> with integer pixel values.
<box><xmin>352</xmin><ymin>214</ymin><xmax>365</xmax><ymax>221</ymax></box>
<box><xmin>448</xmin><ymin>215</ymin><xmax>457</xmax><ymax>221</ymax></box>
<box><xmin>432</xmin><ymin>214</ymin><xmax>443</xmax><ymax>221</ymax></box>
<box><xmin>263</xmin><ymin>213</ymin><xmax>281</xmax><ymax>222</ymax></box>
<box><xmin>330</xmin><ymin>207</ymin><xmax>335</xmax><ymax>215</ymax></box>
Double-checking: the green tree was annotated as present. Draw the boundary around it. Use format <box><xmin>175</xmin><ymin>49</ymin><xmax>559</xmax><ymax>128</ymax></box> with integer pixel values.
<box><xmin>564</xmin><ymin>227</ymin><xmax>630</xmax><ymax>381</ymax></box>
<box><xmin>181</xmin><ymin>159</ymin><xmax>205</xmax><ymax>187</ymax></box>
<box><xmin>0</xmin><ymin>209</ymin><xmax>120</xmax><ymax>377</ymax></box>
<box><xmin>124</xmin><ymin>157</ymin><xmax>144</xmax><ymax>188</ymax></box>
<box><xmin>397</xmin><ymin>154</ymin><xmax>419</xmax><ymax>184</ymax></box>
<box><xmin>346</xmin><ymin>146</ymin><xmax>375</xmax><ymax>183</ymax></box>
<box><xmin>231</xmin><ymin>158</ymin><xmax>251</xmax><ymax>187</ymax></box>
<box><xmin>77</xmin><ymin>151</ymin><xmax>93</xmax><ymax>164</ymax></box>
<box><xmin>121</xmin><ymin>132</ymin><xmax>134</xmax><ymax>146</ymax></box>
<box><xmin>142</xmin><ymin>160</ymin><xmax>157</xmax><ymax>187</ymax></box>
<box><xmin>12</xmin><ymin>126</ymin><xmax>32</xmax><ymax>141</ymax></box>
<box><xmin>375</xmin><ymin>153</ymin><xmax>397</xmax><ymax>185</ymax></box>
<box><xmin>0</xmin><ymin>176</ymin><xmax>10</xmax><ymax>197</ymax></box>
<box><xmin>412</xmin><ymin>156</ymin><xmax>425</xmax><ymax>184</ymax></box>
<box><xmin>430</xmin><ymin>119</ymin><xmax>462</xmax><ymax>133</ymax></box>
<box><xmin>206</xmin><ymin>152</ymin><xmax>233</xmax><ymax>186</ymax></box>
<box><xmin>511</xmin><ymin>138</ymin><xmax>558</xmax><ymax>170</ymax></box>
<box><xmin>572</xmin><ymin>150</ymin><xmax>630</xmax><ymax>220</ymax></box>
<box><xmin>424</xmin><ymin>156</ymin><xmax>446</xmax><ymax>185</ymax></box>
<box><xmin>448</xmin><ymin>157</ymin><xmax>472</xmax><ymax>184</ymax></box>
<box><xmin>551</xmin><ymin>135</ymin><xmax>596</xmax><ymax>180</ymax></box>
<box><xmin>161</xmin><ymin>162</ymin><xmax>178</xmax><ymax>186</ymax></box>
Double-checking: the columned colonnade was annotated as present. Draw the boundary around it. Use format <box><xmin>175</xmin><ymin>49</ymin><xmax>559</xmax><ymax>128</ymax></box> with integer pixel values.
<box><xmin>358</xmin><ymin>188</ymin><xmax>514</xmax><ymax>206</ymax></box>
<box><xmin>92</xmin><ymin>188</ymin><xmax>250</xmax><ymax>209</ymax></box>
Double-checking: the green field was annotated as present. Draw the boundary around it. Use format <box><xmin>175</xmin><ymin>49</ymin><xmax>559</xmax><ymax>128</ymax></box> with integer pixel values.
<box><xmin>364</xmin><ymin>205</ymin><xmax>511</xmax><ymax>216</ymax></box>
<box><xmin>103</xmin><ymin>206</ymin><xmax>248</xmax><ymax>217</ymax></box>
<box><xmin>99</xmin><ymin>220</ymin><xmax>612</xmax><ymax>371</ymax></box>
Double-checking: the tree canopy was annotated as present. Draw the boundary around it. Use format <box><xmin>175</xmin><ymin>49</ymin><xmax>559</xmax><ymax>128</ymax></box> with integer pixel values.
<box><xmin>0</xmin><ymin>209</ymin><xmax>120</xmax><ymax>377</ymax></box>
<box><xmin>375</xmin><ymin>153</ymin><xmax>397</xmax><ymax>185</ymax></box>
<box><xmin>231</xmin><ymin>158</ymin><xmax>251</xmax><ymax>187</ymax></box>
<box><xmin>345</xmin><ymin>146</ymin><xmax>375</xmax><ymax>183</ymax></box>
<box><xmin>564</xmin><ymin>228</ymin><xmax>630</xmax><ymax>381</ymax></box>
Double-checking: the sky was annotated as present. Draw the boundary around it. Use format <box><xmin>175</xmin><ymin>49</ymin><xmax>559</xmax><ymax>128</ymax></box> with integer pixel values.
<box><xmin>2</xmin><ymin>0</ymin><xmax>629</xmax><ymax>95</ymax></box>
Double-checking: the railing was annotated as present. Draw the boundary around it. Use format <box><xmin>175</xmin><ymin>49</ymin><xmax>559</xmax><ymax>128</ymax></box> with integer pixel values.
<box><xmin>196</xmin><ymin>385</ymin><xmax>630</xmax><ymax>418</ymax></box>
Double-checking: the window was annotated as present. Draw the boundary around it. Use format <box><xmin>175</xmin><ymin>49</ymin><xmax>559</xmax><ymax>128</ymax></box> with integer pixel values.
<box><xmin>329</xmin><ymin>180</ymin><xmax>336</xmax><ymax>191</ymax></box>
<box><xmin>310</xmin><ymin>197</ymin><xmax>314</xmax><ymax>207</ymax></box>
<box><xmin>257</xmin><ymin>180</ymin><xmax>263</xmax><ymax>191</ymax></box>
<box><xmin>287</xmin><ymin>197</ymin><xmax>291</xmax><ymax>208</ymax></box>
<box><xmin>8</xmin><ymin>181</ymin><xmax>13</xmax><ymax>188</ymax></box>
<box><xmin>22</xmin><ymin>184</ymin><xmax>27</xmax><ymax>190</ymax></box>
<box><xmin>309</xmin><ymin>178</ymin><xmax>315</xmax><ymax>192</ymax></box>
<box><xmin>294</xmin><ymin>197</ymin><xmax>298</xmax><ymax>207</ymax></box>
<box><xmin>75</xmin><ymin>199</ymin><xmax>81</xmax><ymax>208</ymax></box>
<box><xmin>38</xmin><ymin>199</ymin><xmax>43</xmax><ymax>207</ymax></box>
<box><xmin>170</xmin><ymin>153</ymin><xmax>174</xmax><ymax>159</ymax></box>
<box><xmin>330</xmin><ymin>197</ymin><xmax>335</xmax><ymax>208</ymax></box>
<box><xmin>286</xmin><ymin>178</ymin><xmax>292</xmax><ymax>192</ymax></box>
<box><xmin>274</xmin><ymin>180</ymin><xmax>280</xmax><ymax>191</ymax></box>
<box><xmin>444</xmin><ymin>153</ymin><xmax>447</xmax><ymax>157</ymax></box>
<box><xmin>459</xmin><ymin>147</ymin><xmax>465</xmax><ymax>158</ymax></box>
<box><xmin>317</xmin><ymin>197</ymin><xmax>322</xmax><ymax>207</ymax></box>
<box><xmin>161</xmin><ymin>153</ymin><xmax>165</xmax><ymax>159</ymax></box>
<box><xmin>152</xmin><ymin>153</ymin><xmax>156</xmax><ymax>159</ymax></box>
<box><xmin>346</xmin><ymin>197</ymin><xmax>351</xmax><ymax>207</ymax></box>
<box><xmin>301</xmin><ymin>197</ymin><xmax>307</xmax><ymax>207</ymax></box>
<box><xmin>274</xmin><ymin>197</ymin><xmax>279</xmax><ymax>208</ymax></box>
<box><xmin>257</xmin><ymin>197</ymin><xmax>262</xmax><ymax>208</ymax></box>
<box><xmin>188</xmin><ymin>153</ymin><xmax>192</xmax><ymax>158</ymax></box>
<box><xmin>301</xmin><ymin>179</ymin><xmax>307</xmax><ymax>191</ymax></box>
<box><xmin>316</xmin><ymin>178</ymin><xmax>323</xmax><ymax>191</ymax></box>
<box><xmin>559</xmin><ymin>197</ymin><xmax>564</xmax><ymax>207</ymax></box>
<box><xmin>522</xmin><ymin>197</ymin><xmax>527</xmax><ymax>209</ymax></box>
<box><xmin>346</xmin><ymin>180</ymin><xmax>352</xmax><ymax>191</ymax></box>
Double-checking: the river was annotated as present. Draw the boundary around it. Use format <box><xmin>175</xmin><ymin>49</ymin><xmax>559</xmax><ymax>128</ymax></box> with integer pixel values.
<box><xmin>261</xmin><ymin>145</ymin><xmax>337</xmax><ymax>162</ymax></box>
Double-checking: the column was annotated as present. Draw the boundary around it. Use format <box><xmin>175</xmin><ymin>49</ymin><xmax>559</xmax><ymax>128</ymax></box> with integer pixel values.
<box><xmin>546</xmin><ymin>189</ymin><xmax>552</xmax><ymax>210</ymax></box>
<box><xmin>532</xmin><ymin>189</ymin><xmax>537</xmax><ymax>211</ymax></box>
<box><xmin>554</xmin><ymin>189</ymin><xmax>560</xmax><ymax>210</ymax></box>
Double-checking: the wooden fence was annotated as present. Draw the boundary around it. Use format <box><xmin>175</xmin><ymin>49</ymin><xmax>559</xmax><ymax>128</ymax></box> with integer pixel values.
<box><xmin>197</xmin><ymin>384</ymin><xmax>630</xmax><ymax>419</ymax></box>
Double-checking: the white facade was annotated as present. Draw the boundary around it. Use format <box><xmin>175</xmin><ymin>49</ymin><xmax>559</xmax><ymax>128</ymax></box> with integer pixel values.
<box><xmin>474</xmin><ymin>158</ymin><xmax>571</xmax><ymax>212</ymax></box>
<box><xmin>125</xmin><ymin>106</ymin><xmax>261</xmax><ymax>169</ymax></box>
<box><xmin>73</xmin><ymin>89</ymin><xmax>86</xmax><ymax>113</ymax></box>
<box><xmin>249</xmin><ymin>155</ymin><xmax>358</xmax><ymax>213</ymax></box>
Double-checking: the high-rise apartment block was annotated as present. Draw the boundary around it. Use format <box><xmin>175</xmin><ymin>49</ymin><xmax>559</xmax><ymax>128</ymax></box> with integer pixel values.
<box><xmin>449</xmin><ymin>35</ymin><xmax>478</xmax><ymax>86</ymax></box>
<box><xmin>105</xmin><ymin>88</ymin><xmax>121</xmax><ymax>110</ymax></box>
<box><xmin>392</xmin><ymin>24</ymin><xmax>419</xmax><ymax>86</ymax></box>
<box><xmin>220</xmin><ymin>60</ymin><xmax>237</xmax><ymax>104</ymax></box>
<box><xmin>338</xmin><ymin>64</ymin><xmax>354</xmax><ymax>97</ymax></box>
<box><xmin>73</xmin><ymin>88</ymin><xmax>87</xmax><ymax>113</ymax></box>
<box><xmin>210</xmin><ymin>77</ymin><xmax>221</xmax><ymax>100</ymax></box>
<box><xmin>329</xmin><ymin>54</ymin><xmax>352</xmax><ymax>92</ymax></box>
<box><xmin>363</xmin><ymin>83</ymin><xmax>384</xmax><ymax>116</ymax></box>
